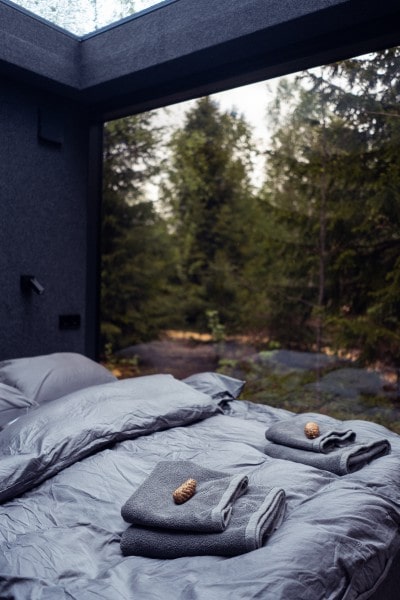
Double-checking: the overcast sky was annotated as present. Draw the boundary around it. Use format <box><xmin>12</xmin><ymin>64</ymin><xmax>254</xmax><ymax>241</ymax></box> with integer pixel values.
<box><xmin>155</xmin><ymin>76</ymin><xmax>284</xmax><ymax>192</ymax></box>
<box><xmin>212</xmin><ymin>80</ymin><xmax>278</xmax><ymax>146</ymax></box>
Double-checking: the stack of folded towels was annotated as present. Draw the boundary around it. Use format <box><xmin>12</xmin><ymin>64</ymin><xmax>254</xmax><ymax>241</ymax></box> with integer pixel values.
<box><xmin>264</xmin><ymin>412</ymin><xmax>391</xmax><ymax>475</ymax></box>
<box><xmin>120</xmin><ymin>460</ymin><xmax>286</xmax><ymax>558</ymax></box>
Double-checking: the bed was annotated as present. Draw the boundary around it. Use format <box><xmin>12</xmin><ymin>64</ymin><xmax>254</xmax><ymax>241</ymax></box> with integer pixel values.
<box><xmin>0</xmin><ymin>352</ymin><xmax>400</xmax><ymax>599</ymax></box>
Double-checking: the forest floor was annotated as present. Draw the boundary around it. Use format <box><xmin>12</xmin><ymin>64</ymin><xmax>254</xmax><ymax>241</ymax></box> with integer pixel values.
<box><xmin>103</xmin><ymin>330</ymin><xmax>400</xmax><ymax>434</ymax></box>
<box><xmin>111</xmin><ymin>330</ymin><xmax>256</xmax><ymax>379</ymax></box>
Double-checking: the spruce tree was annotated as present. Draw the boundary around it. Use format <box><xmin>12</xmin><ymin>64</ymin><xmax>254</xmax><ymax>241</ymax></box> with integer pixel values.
<box><xmin>101</xmin><ymin>113</ymin><xmax>177</xmax><ymax>351</ymax></box>
<box><xmin>162</xmin><ymin>97</ymin><xmax>266</xmax><ymax>333</ymax></box>
<box><xmin>262</xmin><ymin>48</ymin><xmax>400</xmax><ymax>365</ymax></box>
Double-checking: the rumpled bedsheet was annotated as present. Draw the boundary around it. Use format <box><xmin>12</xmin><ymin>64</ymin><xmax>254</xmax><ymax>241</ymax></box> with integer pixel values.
<box><xmin>1</xmin><ymin>377</ymin><xmax>400</xmax><ymax>599</ymax></box>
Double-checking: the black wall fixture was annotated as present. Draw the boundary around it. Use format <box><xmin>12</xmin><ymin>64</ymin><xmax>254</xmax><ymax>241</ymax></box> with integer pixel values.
<box><xmin>20</xmin><ymin>275</ymin><xmax>45</xmax><ymax>295</ymax></box>
<box><xmin>38</xmin><ymin>106</ymin><xmax>64</xmax><ymax>146</ymax></box>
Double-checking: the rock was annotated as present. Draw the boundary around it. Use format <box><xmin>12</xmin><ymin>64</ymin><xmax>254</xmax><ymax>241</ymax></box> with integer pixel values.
<box><xmin>117</xmin><ymin>339</ymin><xmax>256</xmax><ymax>379</ymax></box>
<box><xmin>305</xmin><ymin>368</ymin><xmax>387</xmax><ymax>399</ymax></box>
<box><xmin>254</xmin><ymin>349</ymin><xmax>342</xmax><ymax>373</ymax></box>
<box><xmin>116</xmin><ymin>340</ymin><xmax>219</xmax><ymax>379</ymax></box>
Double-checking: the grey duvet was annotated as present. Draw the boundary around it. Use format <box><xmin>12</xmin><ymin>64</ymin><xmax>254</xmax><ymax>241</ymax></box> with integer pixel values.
<box><xmin>1</xmin><ymin>373</ymin><xmax>400</xmax><ymax>599</ymax></box>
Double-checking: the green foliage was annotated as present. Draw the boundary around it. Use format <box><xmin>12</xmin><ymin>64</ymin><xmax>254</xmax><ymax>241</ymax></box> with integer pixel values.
<box><xmin>101</xmin><ymin>113</ymin><xmax>179</xmax><ymax>351</ymax></box>
<box><xmin>260</xmin><ymin>48</ymin><xmax>400</xmax><ymax>364</ymax></box>
<box><xmin>162</xmin><ymin>97</ymin><xmax>268</xmax><ymax>332</ymax></box>
<box><xmin>102</xmin><ymin>342</ymin><xmax>140</xmax><ymax>376</ymax></box>
<box><xmin>100</xmin><ymin>49</ymin><xmax>399</xmax><ymax>369</ymax></box>
<box><xmin>206</xmin><ymin>310</ymin><xmax>226</xmax><ymax>343</ymax></box>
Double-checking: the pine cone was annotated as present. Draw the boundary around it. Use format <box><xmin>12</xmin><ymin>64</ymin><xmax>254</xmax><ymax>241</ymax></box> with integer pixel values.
<box><xmin>173</xmin><ymin>478</ymin><xmax>197</xmax><ymax>504</ymax></box>
<box><xmin>304</xmin><ymin>421</ymin><xmax>320</xmax><ymax>439</ymax></box>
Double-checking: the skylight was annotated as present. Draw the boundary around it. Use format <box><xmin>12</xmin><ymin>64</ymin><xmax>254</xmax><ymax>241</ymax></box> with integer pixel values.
<box><xmin>7</xmin><ymin>0</ymin><xmax>172</xmax><ymax>36</ymax></box>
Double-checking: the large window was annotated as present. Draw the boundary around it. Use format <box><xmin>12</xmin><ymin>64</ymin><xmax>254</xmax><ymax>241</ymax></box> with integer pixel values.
<box><xmin>100</xmin><ymin>47</ymin><xmax>400</xmax><ymax>431</ymax></box>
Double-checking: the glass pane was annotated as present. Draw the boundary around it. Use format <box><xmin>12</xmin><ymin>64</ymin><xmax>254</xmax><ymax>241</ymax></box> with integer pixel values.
<box><xmin>9</xmin><ymin>0</ymin><xmax>170</xmax><ymax>36</ymax></box>
<box><xmin>100</xmin><ymin>47</ymin><xmax>400</xmax><ymax>432</ymax></box>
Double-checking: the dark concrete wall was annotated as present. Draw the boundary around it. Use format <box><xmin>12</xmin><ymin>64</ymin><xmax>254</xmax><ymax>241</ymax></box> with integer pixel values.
<box><xmin>0</xmin><ymin>77</ymin><xmax>96</xmax><ymax>360</ymax></box>
<box><xmin>0</xmin><ymin>1</ymin><xmax>79</xmax><ymax>95</ymax></box>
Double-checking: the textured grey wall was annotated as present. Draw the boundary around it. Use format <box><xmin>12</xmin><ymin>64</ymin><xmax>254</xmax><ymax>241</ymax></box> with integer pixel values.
<box><xmin>0</xmin><ymin>1</ymin><xmax>79</xmax><ymax>95</ymax></box>
<box><xmin>0</xmin><ymin>78</ymin><xmax>92</xmax><ymax>360</ymax></box>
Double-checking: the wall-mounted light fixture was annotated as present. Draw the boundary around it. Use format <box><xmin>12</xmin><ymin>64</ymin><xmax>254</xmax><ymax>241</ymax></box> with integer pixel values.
<box><xmin>20</xmin><ymin>275</ymin><xmax>45</xmax><ymax>295</ymax></box>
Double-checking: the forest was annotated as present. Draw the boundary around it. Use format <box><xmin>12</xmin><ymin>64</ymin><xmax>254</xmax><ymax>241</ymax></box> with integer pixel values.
<box><xmin>101</xmin><ymin>47</ymin><xmax>400</xmax><ymax>372</ymax></box>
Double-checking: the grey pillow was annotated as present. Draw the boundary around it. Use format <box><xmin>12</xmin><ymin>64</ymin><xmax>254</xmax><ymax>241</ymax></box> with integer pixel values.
<box><xmin>0</xmin><ymin>374</ymin><xmax>220</xmax><ymax>504</ymax></box>
<box><xmin>0</xmin><ymin>352</ymin><xmax>117</xmax><ymax>405</ymax></box>
<box><xmin>0</xmin><ymin>383</ymin><xmax>37</xmax><ymax>428</ymax></box>
<box><xmin>183</xmin><ymin>372</ymin><xmax>245</xmax><ymax>403</ymax></box>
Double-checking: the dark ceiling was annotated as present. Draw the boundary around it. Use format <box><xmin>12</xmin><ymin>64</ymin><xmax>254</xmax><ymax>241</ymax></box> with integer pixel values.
<box><xmin>1</xmin><ymin>0</ymin><xmax>399</xmax><ymax>122</ymax></box>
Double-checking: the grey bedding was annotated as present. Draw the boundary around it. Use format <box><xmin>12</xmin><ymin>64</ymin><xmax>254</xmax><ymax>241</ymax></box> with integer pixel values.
<box><xmin>0</xmin><ymin>365</ymin><xmax>400</xmax><ymax>599</ymax></box>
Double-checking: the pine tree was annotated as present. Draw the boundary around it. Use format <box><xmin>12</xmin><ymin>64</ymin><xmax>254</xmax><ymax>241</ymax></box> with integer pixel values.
<box><xmin>314</xmin><ymin>48</ymin><xmax>400</xmax><ymax>365</ymax></box>
<box><xmin>261</xmin><ymin>48</ymin><xmax>400</xmax><ymax>365</ymax></box>
<box><xmin>101</xmin><ymin>113</ymin><xmax>177</xmax><ymax>351</ymax></box>
<box><xmin>162</xmin><ymin>97</ymin><xmax>266</xmax><ymax>333</ymax></box>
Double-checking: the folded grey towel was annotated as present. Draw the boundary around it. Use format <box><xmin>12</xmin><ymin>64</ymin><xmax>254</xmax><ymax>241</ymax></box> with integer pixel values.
<box><xmin>264</xmin><ymin>438</ymin><xmax>390</xmax><ymax>475</ymax></box>
<box><xmin>120</xmin><ymin>486</ymin><xmax>286</xmax><ymax>558</ymax></box>
<box><xmin>265</xmin><ymin>413</ymin><xmax>356</xmax><ymax>453</ymax></box>
<box><xmin>121</xmin><ymin>460</ymin><xmax>249</xmax><ymax>532</ymax></box>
